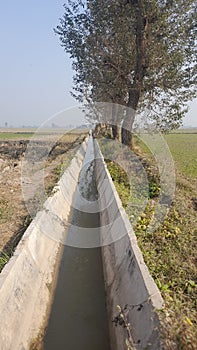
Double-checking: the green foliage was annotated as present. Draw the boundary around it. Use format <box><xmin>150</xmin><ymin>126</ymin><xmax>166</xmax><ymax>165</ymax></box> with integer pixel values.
<box><xmin>55</xmin><ymin>0</ymin><xmax>196</xmax><ymax>131</ymax></box>
<box><xmin>0</xmin><ymin>214</ymin><xmax>32</xmax><ymax>272</ymax></box>
<box><xmin>106</xmin><ymin>160</ymin><xmax>130</xmax><ymax>187</ymax></box>
<box><xmin>55</xmin><ymin>163</ymin><xmax>63</xmax><ymax>178</ymax></box>
<box><xmin>149</xmin><ymin>182</ymin><xmax>160</xmax><ymax>198</ymax></box>
<box><xmin>105</xmin><ymin>158</ymin><xmax>160</xmax><ymax>207</ymax></box>
<box><xmin>0</xmin><ymin>251</ymin><xmax>12</xmax><ymax>272</ymax></box>
<box><xmin>105</xmin><ymin>160</ymin><xmax>131</xmax><ymax>208</ymax></box>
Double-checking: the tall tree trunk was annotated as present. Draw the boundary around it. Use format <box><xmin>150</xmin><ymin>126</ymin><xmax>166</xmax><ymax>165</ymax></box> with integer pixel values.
<box><xmin>121</xmin><ymin>89</ymin><xmax>139</xmax><ymax>147</ymax></box>
<box><xmin>111</xmin><ymin>104</ymin><xmax>122</xmax><ymax>141</ymax></box>
<box><xmin>94</xmin><ymin>123</ymin><xmax>101</xmax><ymax>136</ymax></box>
<box><xmin>122</xmin><ymin>0</ymin><xmax>148</xmax><ymax>148</ymax></box>
<box><xmin>112</xmin><ymin>125</ymin><xmax>121</xmax><ymax>141</ymax></box>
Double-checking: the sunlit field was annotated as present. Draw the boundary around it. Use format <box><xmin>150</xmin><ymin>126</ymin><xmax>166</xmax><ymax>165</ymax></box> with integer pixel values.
<box><xmin>165</xmin><ymin>132</ymin><xmax>197</xmax><ymax>178</ymax></box>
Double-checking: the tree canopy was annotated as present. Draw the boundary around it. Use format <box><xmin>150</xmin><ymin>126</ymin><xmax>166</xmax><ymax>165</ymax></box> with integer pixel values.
<box><xmin>55</xmin><ymin>0</ymin><xmax>197</xmax><ymax>145</ymax></box>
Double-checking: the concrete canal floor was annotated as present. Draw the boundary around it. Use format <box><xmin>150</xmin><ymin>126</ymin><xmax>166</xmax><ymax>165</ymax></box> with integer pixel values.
<box><xmin>43</xmin><ymin>136</ymin><xmax>110</xmax><ymax>350</ymax></box>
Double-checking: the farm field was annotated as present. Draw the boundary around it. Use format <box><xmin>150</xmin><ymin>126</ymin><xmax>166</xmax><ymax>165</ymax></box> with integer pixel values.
<box><xmin>0</xmin><ymin>128</ymin><xmax>87</xmax><ymax>140</ymax></box>
<box><xmin>164</xmin><ymin>132</ymin><xmax>197</xmax><ymax>179</ymax></box>
<box><xmin>0</xmin><ymin>129</ymin><xmax>87</xmax><ymax>270</ymax></box>
<box><xmin>0</xmin><ymin>132</ymin><xmax>35</xmax><ymax>140</ymax></box>
<box><xmin>0</xmin><ymin>128</ymin><xmax>39</xmax><ymax>140</ymax></box>
<box><xmin>102</xmin><ymin>130</ymin><xmax>197</xmax><ymax>350</ymax></box>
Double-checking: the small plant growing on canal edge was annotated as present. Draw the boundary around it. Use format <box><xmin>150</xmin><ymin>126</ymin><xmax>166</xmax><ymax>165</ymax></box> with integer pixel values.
<box><xmin>0</xmin><ymin>251</ymin><xmax>11</xmax><ymax>272</ymax></box>
<box><xmin>0</xmin><ymin>215</ymin><xmax>32</xmax><ymax>273</ymax></box>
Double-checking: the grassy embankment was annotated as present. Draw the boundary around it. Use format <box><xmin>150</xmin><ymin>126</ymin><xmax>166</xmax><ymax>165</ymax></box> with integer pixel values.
<box><xmin>100</xmin><ymin>131</ymin><xmax>197</xmax><ymax>349</ymax></box>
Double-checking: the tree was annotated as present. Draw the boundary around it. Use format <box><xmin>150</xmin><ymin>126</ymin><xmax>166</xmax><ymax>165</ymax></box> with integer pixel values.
<box><xmin>55</xmin><ymin>0</ymin><xmax>197</xmax><ymax>147</ymax></box>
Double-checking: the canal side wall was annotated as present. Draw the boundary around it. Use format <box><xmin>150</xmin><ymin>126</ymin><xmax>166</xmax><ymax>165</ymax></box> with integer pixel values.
<box><xmin>94</xmin><ymin>140</ymin><xmax>164</xmax><ymax>350</ymax></box>
<box><xmin>0</xmin><ymin>138</ymin><xmax>88</xmax><ymax>350</ymax></box>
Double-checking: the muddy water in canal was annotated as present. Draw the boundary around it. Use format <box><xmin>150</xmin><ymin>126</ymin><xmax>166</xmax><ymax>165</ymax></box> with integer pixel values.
<box><xmin>43</xmin><ymin>137</ymin><xmax>110</xmax><ymax>350</ymax></box>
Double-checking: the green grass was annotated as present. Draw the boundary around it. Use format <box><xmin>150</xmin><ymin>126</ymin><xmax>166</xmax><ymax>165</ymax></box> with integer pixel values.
<box><xmin>134</xmin><ymin>132</ymin><xmax>197</xmax><ymax>179</ymax></box>
<box><xmin>0</xmin><ymin>132</ymin><xmax>34</xmax><ymax>140</ymax></box>
<box><xmin>0</xmin><ymin>251</ymin><xmax>11</xmax><ymax>271</ymax></box>
<box><xmin>164</xmin><ymin>133</ymin><xmax>197</xmax><ymax>178</ymax></box>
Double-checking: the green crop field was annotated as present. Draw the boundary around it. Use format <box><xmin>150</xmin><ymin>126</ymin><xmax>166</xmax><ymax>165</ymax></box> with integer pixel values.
<box><xmin>165</xmin><ymin>133</ymin><xmax>197</xmax><ymax>178</ymax></box>
<box><xmin>0</xmin><ymin>130</ymin><xmax>35</xmax><ymax>140</ymax></box>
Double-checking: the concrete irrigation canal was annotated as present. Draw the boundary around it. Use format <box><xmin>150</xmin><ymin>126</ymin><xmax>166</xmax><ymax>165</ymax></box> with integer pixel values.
<box><xmin>0</xmin><ymin>135</ymin><xmax>163</xmax><ymax>350</ymax></box>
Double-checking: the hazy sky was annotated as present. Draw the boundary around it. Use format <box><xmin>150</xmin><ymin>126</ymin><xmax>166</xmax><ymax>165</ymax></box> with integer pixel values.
<box><xmin>0</xmin><ymin>1</ymin><xmax>196</xmax><ymax>127</ymax></box>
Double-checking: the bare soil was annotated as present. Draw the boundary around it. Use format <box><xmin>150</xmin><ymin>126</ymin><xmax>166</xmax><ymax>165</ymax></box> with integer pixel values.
<box><xmin>0</xmin><ymin>133</ymin><xmax>86</xmax><ymax>255</ymax></box>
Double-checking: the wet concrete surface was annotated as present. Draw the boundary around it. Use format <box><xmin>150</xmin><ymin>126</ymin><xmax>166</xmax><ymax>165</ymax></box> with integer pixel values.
<box><xmin>43</xmin><ymin>243</ymin><xmax>110</xmax><ymax>350</ymax></box>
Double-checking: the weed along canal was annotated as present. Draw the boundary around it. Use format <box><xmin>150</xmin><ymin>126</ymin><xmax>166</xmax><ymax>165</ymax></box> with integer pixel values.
<box><xmin>43</xmin><ymin>136</ymin><xmax>110</xmax><ymax>350</ymax></box>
